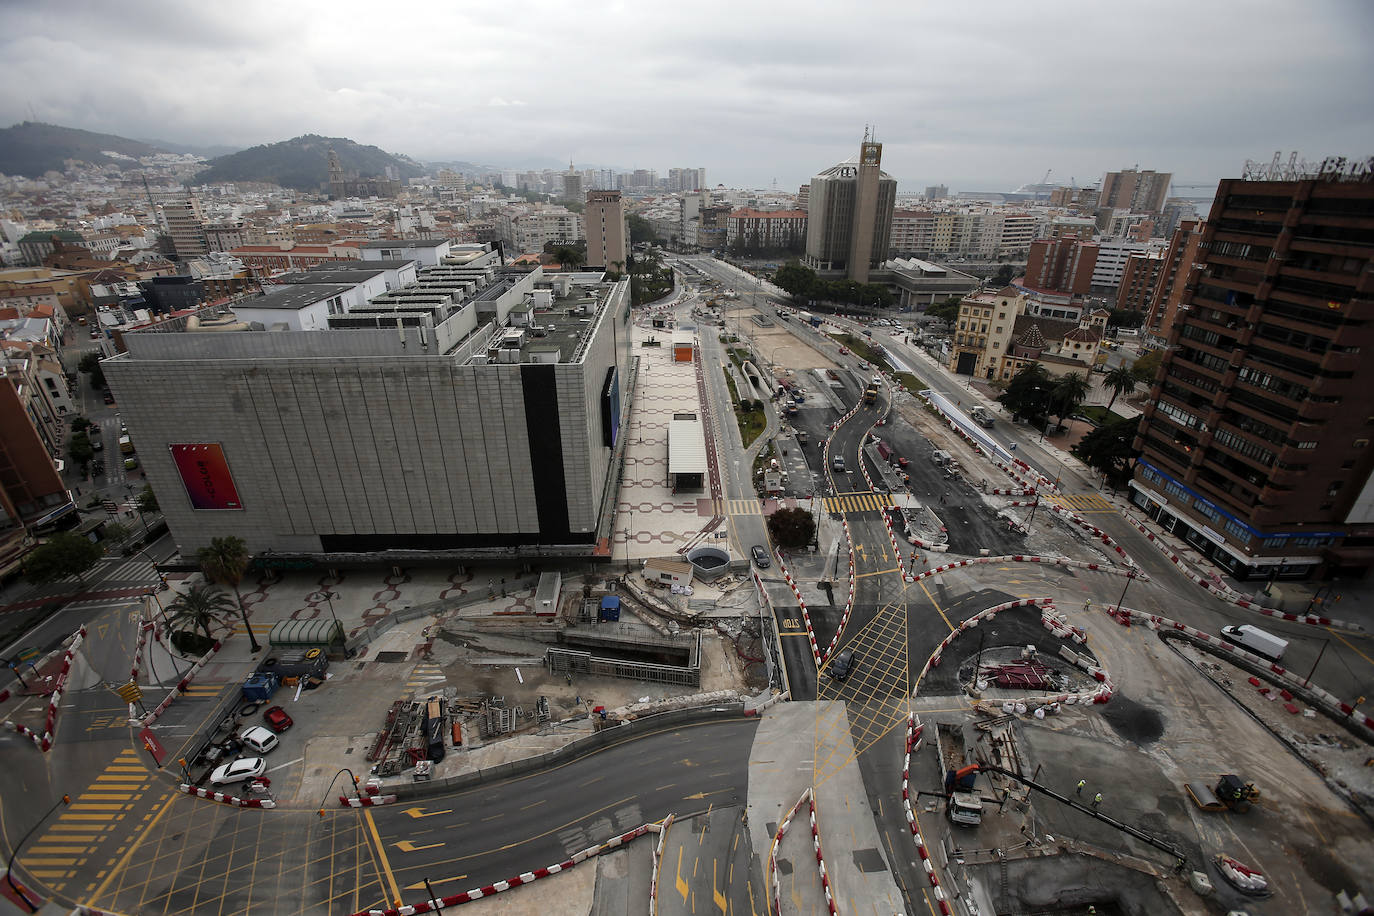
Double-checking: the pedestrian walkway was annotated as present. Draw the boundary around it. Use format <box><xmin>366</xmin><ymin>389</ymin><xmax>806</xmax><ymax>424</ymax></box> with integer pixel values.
<box><xmin>1048</xmin><ymin>493</ymin><xmax>1114</xmax><ymax>512</ymax></box>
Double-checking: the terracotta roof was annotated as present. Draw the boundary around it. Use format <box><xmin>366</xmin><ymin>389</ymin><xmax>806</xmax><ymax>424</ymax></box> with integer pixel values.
<box><xmin>1018</xmin><ymin>323</ymin><xmax>1047</xmax><ymax>349</ymax></box>
<box><xmin>1063</xmin><ymin>325</ymin><xmax>1101</xmax><ymax>343</ymax></box>
<box><xmin>1012</xmin><ymin>313</ymin><xmax>1079</xmax><ymax>343</ymax></box>
<box><xmin>998</xmin><ymin>285</ymin><xmax>1020</xmax><ymax>297</ymax></box>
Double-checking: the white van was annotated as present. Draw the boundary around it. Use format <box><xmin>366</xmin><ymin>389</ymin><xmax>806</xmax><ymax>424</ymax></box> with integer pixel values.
<box><xmin>238</xmin><ymin>725</ymin><xmax>280</xmax><ymax>755</ymax></box>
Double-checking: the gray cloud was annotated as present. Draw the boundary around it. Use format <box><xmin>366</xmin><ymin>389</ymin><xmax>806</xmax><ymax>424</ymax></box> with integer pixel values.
<box><xmin>3</xmin><ymin>0</ymin><xmax>1371</xmax><ymax>190</ymax></box>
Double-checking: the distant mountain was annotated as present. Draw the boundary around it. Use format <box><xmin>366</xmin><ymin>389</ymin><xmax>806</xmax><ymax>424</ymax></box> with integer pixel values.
<box><xmin>0</xmin><ymin>121</ymin><xmax>165</xmax><ymax>177</ymax></box>
<box><xmin>135</xmin><ymin>137</ymin><xmax>242</xmax><ymax>159</ymax></box>
<box><xmin>195</xmin><ymin>134</ymin><xmax>424</xmax><ymax>190</ymax></box>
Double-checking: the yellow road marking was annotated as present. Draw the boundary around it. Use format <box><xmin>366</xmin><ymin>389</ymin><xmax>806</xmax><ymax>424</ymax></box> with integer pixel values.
<box><xmin>675</xmin><ymin>846</ymin><xmax>690</xmax><ymax>901</ymax></box>
<box><xmin>88</xmin><ymin>791</ymin><xmax>176</xmax><ymax>902</ymax></box>
<box><xmin>855</xmin><ymin>567</ymin><xmax>902</xmax><ymax>579</ymax></box>
<box><xmin>918</xmin><ymin>578</ymin><xmax>955</xmax><ymax>632</ymax></box>
<box><xmin>714</xmin><ymin>859</ymin><xmax>728</xmax><ymax>913</ymax></box>
<box><xmin>366</xmin><ymin>807</ymin><xmax>404</xmax><ymax>906</ymax></box>
<box><xmin>394</xmin><ymin>839</ymin><xmax>444</xmax><ymax>853</ymax></box>
<box><xmin>1326</xmin><ymin>626</ymin><xmax>1374</xmax><ymax>667</ymax></box>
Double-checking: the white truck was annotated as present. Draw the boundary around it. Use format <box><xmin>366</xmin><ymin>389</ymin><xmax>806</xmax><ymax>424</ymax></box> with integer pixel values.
<box><xmin>935</xmin><ymin>722</ymin><xmax>983</xmax><ymax>826</ymax></box>
<box><xmin>1220</xmin><ymin>624</ymin><xmax>1288</xmax><ymax>661</ymax></box>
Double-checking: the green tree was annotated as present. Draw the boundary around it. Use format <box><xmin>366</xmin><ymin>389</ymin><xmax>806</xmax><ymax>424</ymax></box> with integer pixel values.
<box><xmin>1050</xmin><ymin>372</ymin><xmax>1091</xmax><ymax>428</ymax></box>
<box><xmin>772</xmin><ymin>261</ymin><xmax>817</xmax><ymax>299</ymax></box>
<box><xmin>1102</xmin><ymin>365</ymin><xmax>1138</xmax><ymax>413</ymax></box>
<box><xmin>70</xmin><ymin>416</ymin><xmax>92</xmax><ymax>433</ymax></box>
<box><xmin>165</xmin><ymin>583</ymin><xmax>236</xmax><ymax>642</ymax></box>
<box><xmin>78</xmin><ymin>351</ymin><xmax>105</xmax><ymax>390</ymax></box>
<box><xmin>1131</xmin><ymin>349</ymin><xmax>1164</xmax><ymax>384</ymax></box>
<box><xmin>627</xmin><ymin>213</ymin><xmax>659</xmax><ymax>244</ymax></box>
<box><xmin>859</xmin><ymin>283</ymin><xmax>894</xmax><ymax>309</ymax></box>
<box><xmin>197</xmin><ymin>536</ymin><xmax>260</xmax><ymax>652</ymax></box>
<box><xmin>1071</xmin><ymin>415</ymin><xmax>1142</xmax><ymax>488</ymax></box>
<box><xmin>68</xmin><ymin>429</ymin><xmax>94</xmax><ymax>469</ymax></box>
<box><xmin>999</xmin><ymin>364</ymin><xmax>1051</xmax><ymax>423</ymax></box>
<box><xmin>992</xmin><ymin>264</ymin><xmax>1015</xmax><ymax>286</ymax></box>
<box><xmin>101</xmin><ymin>521</ymin><xmax>131</xmax><ymax>543</ymax></box>
<box><xmin>766</xmin><ymin>507</ymin><xmax>816</xmax><ymax>549</ymax></box>
<box><xmin>24</xmin><ymin>533</ymin><xmax>103</xmax><ymax>585</ymax></box>
<box><xmin>136</xmin><ymin>485</ymin><xmax>159</xmax><ymax>514</ymax></box>
<box><xmin>924</xmin><ymin>296</ymin><xmax>962</xmax><ymax>324</ymax></box>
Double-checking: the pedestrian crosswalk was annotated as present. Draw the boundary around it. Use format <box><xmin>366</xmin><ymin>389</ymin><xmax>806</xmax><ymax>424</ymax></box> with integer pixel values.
<box><xmin>53</xmin><ymin>557</ymin><xmax>158</xmax><ymax>585</ymax></box>
<box><xmin>713</xmin><ymin>494</ymin><xmax>893</xmax><ymax>516</ymax></box>
<box><xmin>178</xmin><ymin>680</ymin><xmax>226</xmax><ymax>698</ymax></box>
<box><xmin>20</xmin><ymin>748</ymin><xmax>161</xmax><ymax>896</ymax></box>
<box><xmin>825</xmin><ymin>492</ymin><xmax>894</xmax><ymax>514</ymax></box>
<box><xmin>406</xmin><ymin>663</ymin><xmax>446</xmax><ymax>693</ymax></box>
<box><xmin>1047</xmin><ymin>493</ymin><xmax>1115</xmax><ymax>512</ymax></box>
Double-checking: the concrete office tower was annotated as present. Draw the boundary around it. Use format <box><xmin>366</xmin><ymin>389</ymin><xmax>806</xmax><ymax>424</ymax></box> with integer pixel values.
<box><xmin>102</xmin><ymin>267</ymin><xmax>634</xmax><ymax>561</ymax></box>
<box><xmin>162</xmin><ymin>194</ymin><xmax>209</xmax><ymax>261</ymax></box>
<box><xmin>585</xmin><ymin>190</ymin><xmax>628</xmax><ymax>271</ymax></box>
<box><xmin>1098</xmin><ymin>168</ymin><xmax>1172</xmax><ymax>215</ymax></box>
<box><xmin>1131</xmin><ymin>165</ymin><xmax>1374</xmax><ymax>580</ymax></box>
<box><xmin>803</xmin><ymin>138</ymin><xmax>897</xmax><ymax>282</ymax></box>
<box><xmin>562</xmin><ymin>164</ymin><xmax>583</xmax><ymax>203</ymax></box>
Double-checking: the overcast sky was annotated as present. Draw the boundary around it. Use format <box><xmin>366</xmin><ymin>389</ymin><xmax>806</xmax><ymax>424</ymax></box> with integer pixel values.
<box><xmin>4</xmin><ymin>0</ymin><xmax>1373</xmax><ymax>192</ymax></box>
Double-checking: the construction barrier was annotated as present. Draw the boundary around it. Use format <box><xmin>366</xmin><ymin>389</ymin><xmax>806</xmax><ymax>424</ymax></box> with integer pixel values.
<box><xmin>348</xmin><ymin>824</ymin><xmax>656</xmax><ymax>915</ymax></box>
<box><xmin>179</xmin><ymin>783</ymin><xmax>276</xmax><ymax>809</ymax></box>
<box><xmin>1</xmin><ymin>625</ymin><xmax>87</xmax><ymax>752</ymax></box>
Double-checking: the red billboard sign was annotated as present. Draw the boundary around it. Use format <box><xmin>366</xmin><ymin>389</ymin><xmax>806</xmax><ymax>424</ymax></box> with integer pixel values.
<box><xmin>169</xmin><ymin>443</ymin><xmax>243</xmax><ymax>510</ymax></box>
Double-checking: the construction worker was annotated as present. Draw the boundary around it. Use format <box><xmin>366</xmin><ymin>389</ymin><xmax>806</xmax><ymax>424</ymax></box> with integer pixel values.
<box><xmin>1092</xmin><ymin>792</ymin><xmax>1102</xmax><ymax>810</ymax></box>
<box><xmin>1076</xmin><ymin>779</ymin><xmax>1086</xmax><ymax>796</ymax></box>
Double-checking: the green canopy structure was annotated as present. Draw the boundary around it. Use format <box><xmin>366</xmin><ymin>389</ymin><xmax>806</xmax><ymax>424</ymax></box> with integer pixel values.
<box><xmin>267</xmin><ymin>618</ymin><xmax>344</xmax><ymax>648</ymax></box>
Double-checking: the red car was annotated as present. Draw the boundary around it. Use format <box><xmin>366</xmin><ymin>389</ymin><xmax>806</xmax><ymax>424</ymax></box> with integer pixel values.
<box><xmin>262</xmin><ymin>705</ymin><xmax>293</xmax><ymax>733</ymax></box>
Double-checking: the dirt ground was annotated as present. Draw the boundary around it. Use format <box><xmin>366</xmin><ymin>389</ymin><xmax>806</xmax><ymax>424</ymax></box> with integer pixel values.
<box><xmin>724</xmin><ymin>301</ymin><xmax>838</xmax><ymax>375</ymax></box>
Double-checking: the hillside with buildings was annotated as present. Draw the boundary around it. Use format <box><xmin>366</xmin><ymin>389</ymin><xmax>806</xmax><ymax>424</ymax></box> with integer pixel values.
<box><xmin>193</xmin><ymin>134</ymin><xmax>424</xmax><ymax>191</ymax></box>
<box><xmin>0</xmin><ymin>121</ymin><xmax>167</xmax><ymax>176</ymax></box>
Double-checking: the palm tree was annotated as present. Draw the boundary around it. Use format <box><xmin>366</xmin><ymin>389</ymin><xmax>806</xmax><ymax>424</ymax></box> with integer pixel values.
<box><xmin>197</xmin><ymin>536</ymin><xmax>261</xmax><ymax>652</ymax></box>
<box><xmin>1051</xmin><ymin>372</ymin><xmax>1091</xmax><ymax>430</ymax></box>
<box><xmin>166</xmin><ymin>583</ymin><xmax>236</xmax><ymax>642</ymax></box>
<box><xmin>1103</xmin><ymin>365</ymin><xmax>1138</xmax><ymax>414</ymax></box>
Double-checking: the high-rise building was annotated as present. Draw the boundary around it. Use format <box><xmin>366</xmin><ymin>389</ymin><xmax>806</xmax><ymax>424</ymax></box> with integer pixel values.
<box><xmin>562</xmin><ymin>164</ymin><xmax>583</xmax><ymax>203</ymax></box>
<box><xmin>162</xmin><ymin>194</ymin><xmax>209</xmax><ymax>261</ymax></box>
<box><xmin>0</xmin><ymin>353</ymin><xmax>74</xmax><ymax>559</ymax></box>
<box><xmin>1143</xmin><ymin>219</ymin><xmax>1205</xmax><ymax>346</ymax></box>
<box><xmin>924</xmin><ymin>185</ymin><xmax>949</xmax><ymax>200</ymax></box>
<box><xmin>585</xmin><ymin>190</ymin><xmax>627</xmax><ymax>271</ymax></box>
<box><xmin>1023</xmin><ymin>237</ymin><xmax>1098</xmax><ymax>297</ymax></box>
<box><xmin>1115</xmin><ymin>251</ymin><xmax>1165</xmax><ymax>314</ymax></box>
<box><xmin>1098</xmin><ymin>168</ymin><xmax>1172</xmax><ymax>215</ymax></box>
<box><xmin>803</xmin><ymin>137</ymin><xmax>897</xmax><ymax>283</ymax></box>
<box><xmin>1130</xmin><ymin>166</ymin><xmax>1374</xmax><ymax>580</ymax></box>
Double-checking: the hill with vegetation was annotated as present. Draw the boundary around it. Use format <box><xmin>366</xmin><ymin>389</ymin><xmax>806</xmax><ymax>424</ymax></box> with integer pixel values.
<box><xmin>0</xmin><ymin>121</ymin><xmax>165</xmax><ymax>176</ymax></box>
<box><xmin>194</xmin><ymin>134</ymin><xmax>423</xmax><ymax>190</ymax></box>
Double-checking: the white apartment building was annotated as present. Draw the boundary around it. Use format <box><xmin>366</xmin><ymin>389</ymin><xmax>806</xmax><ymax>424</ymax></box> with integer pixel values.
<box><xmin>1090</xmin><ymin>238</ymin><xmax>1165</xmax><ymax>290</ymax></box>
<box><xmin>497</xmin><ymin>208</ymin><xmax>583</xmax><ymax>255</ymax></box>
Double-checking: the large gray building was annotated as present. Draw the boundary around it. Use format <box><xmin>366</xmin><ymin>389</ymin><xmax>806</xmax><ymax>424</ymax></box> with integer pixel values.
<box><xmin>104</xmin><ymin>261</ymin><xmax>633</xmax><ymax>564</ymax></box>
<box><xmin>803</xmin><ymin>138</ymin><xmax>897</xmax><ymax>283</ymax></box>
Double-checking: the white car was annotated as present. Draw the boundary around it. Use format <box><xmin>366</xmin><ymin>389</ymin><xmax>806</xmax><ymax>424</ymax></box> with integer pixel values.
<box><xmin>210</xmin><ymin>757</ymin><xmax>266</xmax><ymax>786</ymax></box>
<box><xmin>238</xmin><ymin>725</ymin><xmax>279</xmax><ymax>755</ymax></box>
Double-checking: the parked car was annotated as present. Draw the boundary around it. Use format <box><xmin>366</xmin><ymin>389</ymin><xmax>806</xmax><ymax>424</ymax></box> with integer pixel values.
<box><xmin>237</xmin><ymin>725</ymin><xmax>280</xmax><ymax>755</ymax></box>
<box><xmin>209</xmin><ymin>757</ymin><xmax>265</xmax><ymax>786</ymax></box>
<box><xmin>750</xmin><ymin>545</ymin><xmax>771</xmax><ymax>568</ymax></box>
<box><xmin>90</xmin><ymin>437</ymin><xmax>103</xmax><ymax>452</ymax></box>
<box><xmin>102</xmin><ymin>391</ymin><xmax>115</xmax><ymax>404</ymax></box>
<box><xmin>262</xmin><ymin>705</ymin><xmax>294</xmax><ymax>733</ymax></box>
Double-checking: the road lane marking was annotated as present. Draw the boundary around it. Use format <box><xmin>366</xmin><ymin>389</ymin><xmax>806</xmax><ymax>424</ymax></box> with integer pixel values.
<box><xmin>88</xmin><ymin>790</ymin><xmax>176</xmax><ymax>901</ymax></box>
<box><xmin>402</xmin><ymin>806</ymin><xmax>453</xmax><ymax>819</ymax></box>
<box><xmin>403</xmin><ymin>875</ymin><xmax>467</xmax><ymax>890</ymax></box>
<box><xmin>394</xmin><ymin>840</ymin><xmax>444</xmax><ymax>853</ymax></box>
<box><xmin>675</xmin><ymin>847</ymin><xmax>689</xmax><ymax>902</ymax></box>
<box><xmin>714</xmin><ymin>859</ymin><xmax>728</xmax><ymax>914</ymax></box>
<box><xmin>1326</xmin><ymin>626</ymin><xmax>1373</xmax><ymax>667</ymax></box>
<box><xmin>266</xmin><ymin>756</ymin><xmax>304</xmax><ymax>773</ymax></box>
<box><xmin>365</xmin><ymin>807</ymin><xmax>404</xmax><ymax>907</ymax></box>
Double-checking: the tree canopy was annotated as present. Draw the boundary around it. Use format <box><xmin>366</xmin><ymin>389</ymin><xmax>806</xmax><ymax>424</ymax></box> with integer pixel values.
<box><xmin>1050</xmin><ymin>372</ymin><xmax>1091</xmax><ymax>426</ymax></box>
<box><xmin>1103</xmin><ymin>365</ymin><xmax>1138</xmax><ymax>412</ymax></box>
<box><xmin>78</xmin><ymin>351</ymin><xmax>105</xmax><ymax>389</ymax></box>
<box><xmin>999</xmin><ymin>364</ymin><xmax>1051</xmax><ymax>422</ymax></box>
<box><xmin>924</xmin><ymin>297</ymin><xmax>962</xmax><ymax>324</ymax></box>
<box><xmin>1131</xmin><ymin>348</ymin><xmax>1164</xmax><ymax>383</ymax></box>
<box><xmin>766</xmin><ymin>507</ymin><xmax>816</xmax><ymax>549</ymax></box>
<box><xmin>626</xmin><ymin>213</ymin><xmax>659</xmax><ymax>244</ymax></box>
<box><xmin>166</xmin><ymin>583</ymin><xmax>236</xmax><ymax>641</ymax></box>
<box><xmin>1071</xmin><ymin>414</ymin><xmax>1142</xmax><ymax>488</ymax></box>
<box><xmin>25</xmin><ymin>533</ymin><xmax>103</xmax><ymax>585</ymax></box>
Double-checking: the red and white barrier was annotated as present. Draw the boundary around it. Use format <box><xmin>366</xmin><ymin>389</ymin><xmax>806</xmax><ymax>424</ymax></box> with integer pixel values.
<box><xmin>1120</xmin><ymin>514</ymin><xmax>1363</xmax><ymax>631</ymax></box>
<box><xmin>349</xmin><ymin>825</ymin><xmax>656</xmax><ymax>915</ymax></box>
<box><xmin>1104</xmin><ymin>606</ymin><xmax>1374</xmax><ymax>741</ymax></box>
<box><xmin>899</xmin><ymin>715</ymin><xmax>953</xmax><ymax>915</ymax></box>
<box><xmin>340</xmin><ymin>794</ymin><xmax>398</xmax><ymax>807</ymax></box>
<box><xmin>903</xmin><ymin>553</ymin><xmax>1143</xmax><ymax>586</ymax></box>
<box><xmin>1</xmin><ymin>625</ymin><xmax>87</xmax><ymax>752</ymax></box>
<box><xmin>808</xmin><ymin>793</ymin><xmax>839</xmax><ymax>915</ymax></box>
<box><xmin>179</xmin><ymin>782</ymin><xmax>276</xmax><ymax>809</ymax></box>
<box><xmin>648</xmin><ymin>813</ymin><xmax>675</xmax><ymax>916</ymax></box>
<box><xmin>767</xmin><ymin>788</ymin><xmax>813</xmax><ymax>916</ymax></box>
<box><xmin>133</xmin><ymin>635</ymin><xmax>225</xmax><ymax>728</ymax></box>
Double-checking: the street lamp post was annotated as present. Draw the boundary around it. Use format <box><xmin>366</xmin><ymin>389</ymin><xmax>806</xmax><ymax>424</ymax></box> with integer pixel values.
<box><xmin>317</xmin><ymin>768</ymin><xmax>362</xmax><ymax>817</ymax></box>
<box><xmin>313</xmin><ymin>590</ymin><xmax>343</xmax><ymax>638</ymax></box>
<box><xmin>7</xmin><ymin>793</ymin><xmax>71</xmax><ymax>912</ymax></box>
<box><xmin>1114</xmin><ymin>568</ymin><xmax>1138</xmax><ymax>613</ymax></box>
